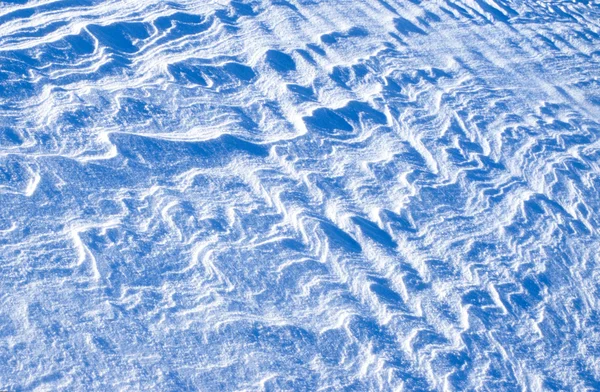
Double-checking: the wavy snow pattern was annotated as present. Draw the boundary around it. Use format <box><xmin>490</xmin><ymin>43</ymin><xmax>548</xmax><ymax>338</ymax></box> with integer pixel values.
<box><xmin>1</xmin><ymin>0</ymin><xmax>600</xmax><ymax>390</ymax></box>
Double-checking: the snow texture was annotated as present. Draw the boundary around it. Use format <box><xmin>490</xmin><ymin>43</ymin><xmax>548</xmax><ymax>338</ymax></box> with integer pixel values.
<box><xmin>1</xmin><ymin>0</ymin><xmax>600</xmax><ymax>390</ymax></box>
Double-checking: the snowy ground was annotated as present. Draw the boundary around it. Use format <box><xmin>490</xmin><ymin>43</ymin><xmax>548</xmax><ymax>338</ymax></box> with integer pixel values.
<box><xmin>1</xmin><ymin>0</ymin><xmax>600</xmax><ymax>390</ymax></box>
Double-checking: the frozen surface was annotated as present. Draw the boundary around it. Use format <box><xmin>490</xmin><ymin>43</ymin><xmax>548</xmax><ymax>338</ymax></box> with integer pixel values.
<box><xmin>1</xmin><ymin>0</ymin><xmax>600</xmax><ymax>390</ymax></box>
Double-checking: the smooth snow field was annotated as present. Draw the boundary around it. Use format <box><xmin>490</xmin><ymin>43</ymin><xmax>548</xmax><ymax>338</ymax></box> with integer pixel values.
<box><xmin>1</xmin><ymin>0</ymin><xmax>600</xmax><ymax>390</ymax></box>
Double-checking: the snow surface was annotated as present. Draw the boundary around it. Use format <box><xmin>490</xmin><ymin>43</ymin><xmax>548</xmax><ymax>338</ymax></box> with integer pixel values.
<box><xmin>1</xmin><ymin>0</ymin><xmax>600</xmax><ymax>390</ymax></box>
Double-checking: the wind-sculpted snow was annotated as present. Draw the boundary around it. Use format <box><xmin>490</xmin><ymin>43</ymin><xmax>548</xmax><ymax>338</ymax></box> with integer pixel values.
<box><xmin>1</xmin><ymin>0</ymin><xmax>600</xmax><ymax>390</ymax></box>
